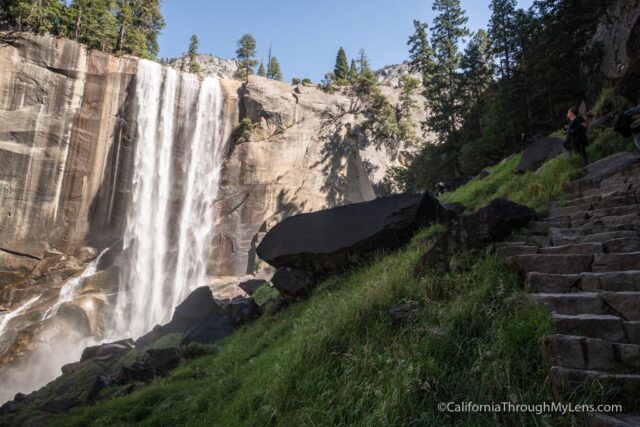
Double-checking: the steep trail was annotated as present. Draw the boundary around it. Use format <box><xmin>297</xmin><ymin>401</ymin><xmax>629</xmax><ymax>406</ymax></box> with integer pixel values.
<box><xmin>499</xmin><ymin>155</ymin><xmax>640</xmax><ymax>426</ymax></box>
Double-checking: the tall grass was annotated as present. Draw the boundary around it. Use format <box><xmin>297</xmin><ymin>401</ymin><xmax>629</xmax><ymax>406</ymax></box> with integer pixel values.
<box><xmin>50</xmin><ymin>229</ymin><xmax>563</xmax><ymax>427</ymax></box>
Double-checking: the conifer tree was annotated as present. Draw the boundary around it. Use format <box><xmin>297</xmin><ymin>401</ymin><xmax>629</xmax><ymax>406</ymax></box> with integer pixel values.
<box><xmin>9</xmin><ymin>0</ymin><xmax>64</xmax><ymax>33</ymax></box>
<box><xmin>187</xmin><ymin>34</ymin><xmax>200</xmax><ymax>73</ymax></box>
<box><xmin>64</xmin><ymin>0</ymin><xmax>117</xmax><ymax>52</ymax></box>
<box><xmin>489</xmin><ymin>0</ymin><xmax>517</xmax><ymax>79</ymax></box>
<box><xmin>234</xmin><ymin>33</ymin><xmax>258</xmax><ymax>80</ymax></box>
<box><xmin>349</xmin><ymin>59</ymin><xmax>358</xmax><ymax>81</ymax></box>
<box><xmin>407</xmin><ymin>20</ymin><xmax>434</xmax><ymax>78</ymax></box>
<box><xmin>357</xmin><ymin>48</ymin><xmax>370</xmax><ymax>75</ymax></box>
<box><xmin>114</xmin><ymin>0</ymin><xmax>164</xmax><ymax>59</ymax></box>
<box><xmin>334</xmin><ymin>47</ymin><xmax>349</xmax><ymax>83</ymax></box>
<box><xmin>267</xmin><ymin>56</ymin><xmax>282</xmax><ymax>81</ymax></box>
<box><xmin>257</xmin><ymin>61</ymin><xmax>266</xmax><ymax>77</ymax></box>
<box><xmin>425</xmin><ymin>0</ymin><xmax>469</xmax><ymax>142</ymax></box>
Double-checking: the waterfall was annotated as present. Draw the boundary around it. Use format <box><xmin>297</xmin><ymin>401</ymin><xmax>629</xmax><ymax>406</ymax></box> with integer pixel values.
<box><xmin>41</xmin><ymin>248</ymin><xmax>110</xmax><ymax>321</ymax></box>
<box><xmin>110</xmin><ymin>60</ymin><xmax>225</xmax><ymax>339</ymax></box>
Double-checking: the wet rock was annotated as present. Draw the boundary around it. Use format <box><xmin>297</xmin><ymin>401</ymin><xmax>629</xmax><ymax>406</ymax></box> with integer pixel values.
<box><xmin>73</xmin><ymin>247</ymin><xmax>97</xmax><ymax>263</ymax></box>
<box><xmin>80</xmin><ymin>339</ymin><xmax>135</xmax><ymax>363</ymax></box>
<box><xmin>270</xmin><ymin>268</ymin><xmax>316</xmax><ymax>299</ymax></box>
<box><xmin>257</xmin><ymin>192</ymin><xmax>451</xmax><ymax>277</ymax></box>
<box><xmin>87</xmin><ymin>374</ymin><xmax>118</xmax><ymax>402</ymax></box>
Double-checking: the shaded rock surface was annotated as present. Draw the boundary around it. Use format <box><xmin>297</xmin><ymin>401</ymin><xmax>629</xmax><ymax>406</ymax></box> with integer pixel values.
<box><xmin>415</xmin><ymin>199</ymin><xmax>537</xmax><ymax>275</ymax></box>
<box><xmin>516</xmin><ymin>136</ymin><xmax>565</xmax><ymax>173</ymax></box>
<box><xmin>257</xmin><ymin>192</ymin><xmax>451</xmax><ymax>276</ymax></box>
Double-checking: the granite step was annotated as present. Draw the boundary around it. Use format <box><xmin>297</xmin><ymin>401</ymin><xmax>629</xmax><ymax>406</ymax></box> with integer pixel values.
<box><xmin>552</xmin><ymin>231</ymin><xmax>639</xmax><ymax>247</ymax></box>
<box><xmin>526</xmin><ymin>271</ymin><xmax>640</xmax><ymax>294</ymax></box>
<box><xmin>494</xmin><ymin>244</ymin><xmax>538</xmax><ymax>257</ymax></box>
<box><xmin>592</xmin><ymin>253</ymin><xmax>640</xmax><ymax>273</ymax></box>
<box><xmin>587</xmin><ymin>413</ymin><xmax>640</xmax><ymax>427</ymax></box>
<box><xmin>538</xmin><ymin>242</ymin><xmax>604</xmax><ymax>255</ymax></box>
<box><xmin>551</xmin><ymin>314</ymin><xmax>639</xmax><ymax>344</ymax></box>
<box><xmin>549</xmin><ymin>366</ymin><xmax>640</xmax><ymax>395</ymax></box>
<box><xmin>532</xmin><ymin>292</ymin><xmax>640</xmax><ymax>320</ymax></box>
<box><xmin>507</xmin><ymin>254</ymin><xmax>594</xmax><ymax>275</ymax></box>
<box><xmin>542</xmin><ymin>334</ymin><xmax>640</xmax><ymax>371</ymax></box>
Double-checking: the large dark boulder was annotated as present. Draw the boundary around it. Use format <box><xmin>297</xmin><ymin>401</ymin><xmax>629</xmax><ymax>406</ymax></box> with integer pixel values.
<box><xmin>225</xmin><ymin>298</ymin><xmax>260</xmax><ymax>325</ymax></box>
<box><xmin>270</xmin><ymin>268</ymin><xmax>315</xmax><ymax>299</ymax></box>
<box><xmin>257</xmin><ymin>192</ymin><xmax>451</xmax><ymax>276</ymax></box>
<box><xmin>80</xmin><ymin>339</ymin><xmax>134</xmax><ymax>363</ymax></box>
<box><xmin>415</xmin><ymin>199</ymin><xmax>537</xmax><ymax>276</ymax></box>
<box><xmin>238</xmin><ymin>279</ymin><xmax>267</xmax><ymax>296</ymax></box>
<box><xmin>120</xmin><ymin>347</ymin><xmax>182</xmax><ymax>383</ymax></box>
<box><xmin>181</xmin><ymin>314</ymin><xmax>236</xmax><ymax>346</ymax></box>
<box><xmin>135</xmin><ymin>286</ymin><xmax>224</xmax><ymax>348</ymax></box>
<box><xmin>517</xmin><ymin>136</ymin><xmax>565</xmax><ymax>173</ymax></box>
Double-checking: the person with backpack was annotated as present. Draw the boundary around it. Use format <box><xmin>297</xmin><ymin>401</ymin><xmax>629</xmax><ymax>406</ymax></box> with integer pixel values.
<box><xmin>565</xmin><ymin>106</ymin><xmax>589</xmax><ymax>165</ymax></box>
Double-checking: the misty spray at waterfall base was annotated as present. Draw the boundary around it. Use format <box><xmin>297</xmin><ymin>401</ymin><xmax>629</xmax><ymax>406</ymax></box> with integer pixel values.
<box><xmin>0</xmin><ymin>60</ymin><xmax>227</xmax><ymax>403</ymax></box>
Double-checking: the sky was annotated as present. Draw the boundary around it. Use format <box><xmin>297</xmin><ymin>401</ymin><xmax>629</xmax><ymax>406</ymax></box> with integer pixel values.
<box><xmin>158</xmin><ymin>0</ymin><xmax>534</xmax><ymax>82</ymax></box>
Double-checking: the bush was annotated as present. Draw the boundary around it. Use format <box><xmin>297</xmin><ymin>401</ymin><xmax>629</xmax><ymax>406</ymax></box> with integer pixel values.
<box><xmin>591</xmin><ymin>87</ymin><xmax>632</xmax><ymax>117</ymax></box>
<box><xmin>587</xmin><ymin>128</ymin><xmax>635</xmax><ymax>161</ymax></box>
<box><xmin>232</xmin><ymin>117</ymin><xmax>253</xmax><ymax>142</ymax></box>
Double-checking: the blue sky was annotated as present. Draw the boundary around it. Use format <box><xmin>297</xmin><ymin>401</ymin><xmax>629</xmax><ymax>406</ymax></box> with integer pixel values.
<box><xmin>158</xmin><ymin>0</ymin><xmax>533</xmax><ymax>82</ymax></box>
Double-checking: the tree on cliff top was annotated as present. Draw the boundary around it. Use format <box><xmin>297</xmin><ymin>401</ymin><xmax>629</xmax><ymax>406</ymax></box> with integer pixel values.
<box><xmin>187</xmin><ymin>34</ymin><xmax>200</xmax><ymax>73</ymax></box>
<box><xmin>6</xmin><ymin>0</ymin><xmax>65</xmax><ymax>34</ymax></box>
<box><xmin>234</xmin><ymin>33</ymin><xmax>258</xmax><ymax>80</ymax></box>
<box><xmin>334</xmin><ymin>47</ymin><xmax>349</xmax><ymax>84</ymax></box>
<box><xmin>267</xmin><ymin>56</ymin><xmax>282</xmax><ymax>81</ymax></box>
<box><xmin>63</xmin><ymin>0</ymin><xmax>117</xmax><ymax>52</ymax></box>
<box><xmin>114</xmin><ymin>0</ymin><xmax>165</xmax><ymax>59</ymax></box>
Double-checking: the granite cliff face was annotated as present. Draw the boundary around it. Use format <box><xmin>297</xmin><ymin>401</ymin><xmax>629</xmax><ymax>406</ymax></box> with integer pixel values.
<box><xmin>0</xmin><ymin>32</ymin><xmax>388</xmax><ymax>400</ymax></box>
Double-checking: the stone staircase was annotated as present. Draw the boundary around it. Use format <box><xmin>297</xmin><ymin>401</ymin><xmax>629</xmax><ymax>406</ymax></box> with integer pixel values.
<box><xmin>498</xmin><ymin>159</ymin><xmax>640</xmax><ymax>426</ymax></box>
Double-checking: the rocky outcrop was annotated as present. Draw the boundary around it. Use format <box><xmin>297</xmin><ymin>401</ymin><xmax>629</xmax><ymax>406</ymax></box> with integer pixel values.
<box><xmin>517</xmin><ymin>136</ymin><xmax>565</xmax><ymax>173</ymax></box>
<box><xmin>257</xmin><ymin>192</ymin><xmax>451</xmax><ymax>277</ymax></box>
<box><xmin>414</xmin><ymin>199</ymin><xmax>537</xmax><ymax>275</ymax></box>
<box><xmin>591</xmin><ymin>0</ymin><xmax>640</xmax><ymax>101</ymax></box>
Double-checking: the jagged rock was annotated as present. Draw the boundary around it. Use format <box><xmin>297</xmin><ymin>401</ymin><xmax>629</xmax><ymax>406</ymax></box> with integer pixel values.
<box><xmin>120</xmin><ymin>348</ymin><xmax>182</xmax><ymax>383</ymax></box>
<box><xmin>270</xmin><ymin>268</ymin><xmax>316</xmax><ymax>299</ymax></box>
<box><xmin>73</xmin><ymin>247</ymin><xmax>97</xmax><ymax>263</ymax></box>
<box><xmin>443</xmin><ymin>202</ymin><xmax>466</xmax><ymax>216</ymax></box>
<box><xmin>435</xmin><ymin>177</ymin><xmax>470</xmax><ymax>194</ymax></box>
<box><xmin>388</xmin><ymin>302</ymin><xmax>422</xmax><ymax>326</ymax></box>
<box><xmin>238</xmin><ymin>279</ymin><xmax>267</xmax><ymax>296</ymax></box>
<box><xmin>41</xmin><ymin>397</ymin><xmax>79</xmax><ymax>413</ymax></box>
<box><xmin>257</xmin><ymin>192</ymin><xmax>451</xmax><ymax>276</ymax></box>
<box><xmin>415</xmin><ymin>199</ymin><xmax>537</xmax><ymax>275</ymax></box>
<box><xmin>135</xmin><ymin>287</ymin><xmax>224</xmax><ymax>348</ymax></box>
<box><xmin>225</xmin><ymin>298</ymin><xmax>260</xmax><ymax>325</ymax></box>
<box><xmin>181</xmin><ymin>314</ymin><xmax>236</xmax><ymax>346</ymax></box>
<box><xmin>87</xmin><ymin>374</ymin><xmax>118</xmax><ymax>402</ymax></box>
<box><xmin>80</xmin><ymin>339</ymin><xmax>135</xmax><ymax>363</ymax></box>
<box><xmin>516</xmin><ymin>136</ymin><xmax>565</xmax><ymax>173</ymax></box>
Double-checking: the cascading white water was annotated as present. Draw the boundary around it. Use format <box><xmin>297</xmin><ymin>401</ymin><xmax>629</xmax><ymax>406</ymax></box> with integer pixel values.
<box><xmin>41</xmin><ymin>248</ymin><xmax>109</xmax><ymax>320</ymax></box>
<box><xmin>110</xmin><ymin>59</ymin><xmax>225</xmax><ymax>339</ymax></box>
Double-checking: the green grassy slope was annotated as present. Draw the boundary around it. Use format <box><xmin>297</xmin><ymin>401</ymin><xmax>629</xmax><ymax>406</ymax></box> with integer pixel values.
<box><xmin>49</xmin><ymin>132</ymin><xmax>636</xmax><ymax>426</ymax></box>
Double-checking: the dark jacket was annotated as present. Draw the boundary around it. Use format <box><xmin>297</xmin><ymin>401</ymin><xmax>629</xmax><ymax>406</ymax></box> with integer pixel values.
<box><xmin>565</xmin><ymin>116</ymin><xmax>588</xmax><ymax>150</ymax></box>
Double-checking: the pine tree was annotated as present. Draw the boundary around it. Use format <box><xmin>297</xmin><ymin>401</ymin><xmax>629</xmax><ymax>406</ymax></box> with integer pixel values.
<box><xmin>257</xmin><ymin>61</ymin><xmax>266</xmax><ymax>77</ymax></box>
<box><xmin>9</xmin><ymin>0</ymin><xmax>64</xmax><ymax>33</ymax></box>
<box><xmin>187</xmin><ymin>34</ymin><xmax>200</xmax><ymax>73</ymax></box>
<box><xmin>426</xmin><ymin>0</ymin><xmax>469</xmax><ymax>142</ymax></box>
<box><xmin>267</xmin><ymin>56</ymin><xmax>282</xmax><ymax>81</ymax></box>
<box><xmin>333</xmin><ymin>47</ymin><xmax>349</xmax><ymax>83</ymax></box>
<box><xmin>407</xmin><ymin>20</ymin><xmax>434</xmax><ymax>78</ymax></box>
<box><xmin>234</xmin><ymin>33</ymin><xmax>258</xmax><ymax>80</ymax></box>
<box><xmin>64</xmin><ymin>0</ymin><xmax>117</xmax><ymax>52</ymax></box>
<box><xmin>357</xmin><ymin>48</ymin><xmax>370</xmax><ymax>75</ymax></box>
<box><xmin>349</xmin><ymin>59</ymin><xmax>358</xmax><ymax>81</ymax></box>
<box><xmin>489</xmin><ymin>0</ymin><xmax>517</xmax><ymax>79</ymax></box>
<box><xmin>461</xmin><ymin>29</ymin><xmax>493</xmax><ymax>106</ymax></box>
<box><xmin>115</xmin><ymin>0</ymin><xmax>165</xmax><ymax>59</ymax></box>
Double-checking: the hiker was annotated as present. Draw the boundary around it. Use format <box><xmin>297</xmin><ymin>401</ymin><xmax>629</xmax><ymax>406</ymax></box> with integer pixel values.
<box><xmin>565</xmin><ymin>106</ymin><xmax>589</xmax><ymax>165</ymax></box>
